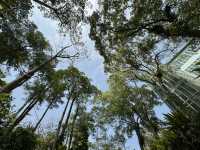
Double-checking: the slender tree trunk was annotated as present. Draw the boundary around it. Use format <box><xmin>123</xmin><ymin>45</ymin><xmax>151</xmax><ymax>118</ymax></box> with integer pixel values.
<box><xmin>0</xmin><ymin>46</ymin><xmax>70</xmax><ymax>94</ymax></box>
<box><xmin>32</xmin><ymin>0</ymin><xmax>57</xmax><ymax>11</ymax></box>
<box><xmin>15</xmin><ymin>99</ymin><xmax>32</xmax><ymax>117</ymax></box>
<box><xmin>10</xmin><ymin>97</ymin><xmax>38</xmax><ymax>131</ymax></box>
<box><xmin>65</xmin><ymin>131</ymin><xmax>70</xmax><ymax>150</ymax></box>
<box><xmin>56</xmin><ymin>98</ymin><xmax>70</xmax><ymax>135</ymax></box>
<box><xmin>58</xmin><ymin>98</ymin><xmax>76</xmax><ymax>145</ymax></box>
<box><xmin>15</xmin><ymin>93</ymin><xmax>37</xmax><ymax>117</ymax></box>
<box><xmin>10</xmin><ymin>87</ymin><xmax>50</xmax><ymax>131</ymax></box>
<box><xmin>54</xmin><ymin>97</ymin><xmax>71</xmax><ymax>150</ymax></box>
<box><xmin>67</xmin><ymin>105</ymin><xmax>79</xmax><ymax>150</ymax></box>
<box><xmin>33</xmin><ymin>101</ymin><xmax>53</xmax><ymax>132</ymax></box>
<box><xmin>135</xmin><ymin>123</ymin><xmax>145</xmax><ymax>150</ymax></box>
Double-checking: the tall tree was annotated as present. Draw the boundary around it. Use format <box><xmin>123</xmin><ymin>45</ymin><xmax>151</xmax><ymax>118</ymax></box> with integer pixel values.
<box><xmin>89</xmin><ymin>0</ymin><xmax>200</xmax><ymax>85</ymax></box>
<box><xmin>0</xmin><ymin>0</ymin><xmax>81</xmax><ymax>94</ymax></box>
<box><xmin>149</xmin><ymin>111</ymin><xmax>200</xmax><ymax>150</ymax></box>
<box><xmin>54</xmin><ymin>66</ymin><xmax>99</xmax><ymax>149</ymax></box>
<box><xmin>70</xmin><ymin>110</ymin><xmax>93</xmax><ymax>150</ymax></box>
<box><xmin>9</xmin><ymin>66</ymin><xmax>70</xmax><ymax>131</ymax></box>
<box><xmin>93</xmin><ymin>71</ymin><xmax>160</xmax><ymax>150</ymax></box>
<box><xmin>0</xmin><ymin>44</ymin><xmax>76</xmax><ymax>94</ymax></box>
<box><xmin>66</xmin><ymin>105</ymin><xmax>79</xmax><ymax>150</ymax></box>
<box><xmin>0</xmin><ymin>127</ymin><xmax>38</xmax><ymax>150</ymax></box>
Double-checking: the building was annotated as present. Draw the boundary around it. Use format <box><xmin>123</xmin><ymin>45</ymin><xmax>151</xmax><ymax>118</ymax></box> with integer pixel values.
<box><xmin>155</xmin><ymin>41</ymin><xmax>200</xmax><ymax>113</ymax></box>
<box><xmin>168</xmin><ymin>40</ymin><xmax>200</xmax><ymax>86</ymax></box>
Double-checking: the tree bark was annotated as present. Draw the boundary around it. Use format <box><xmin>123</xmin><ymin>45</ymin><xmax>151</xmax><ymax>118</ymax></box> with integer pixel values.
<box><xmin>54</xmin><ymin>96</ymin><xmax>72</xmax><ymax>150</ymax></box>
<box><xmin>15</xmin><ymin>99</ymin><xmax>32</xmax><ymax>117</ymax></box>
<box><xmin>135</xmin><ymin>123</ymin><xmax>145</xmax><ymax>150</ymax></box>
<box><xmin>67</xmin><ymin>105</ymin><xmax>79</xmax><ymax>150</ymax></box>
<box><xmin>0</xmin><ymin>46</ymin><xmax>71</xmax><ymax>94</ymax></box>
<box><xmin>32</xmin><ymin>0</ymin><xmax>57</xmax><ymax>11</ymax></box>
<box><xmin>33</xmin><ymin>101</ymin><xmax>53</xmax><ymax>132</ymax></box>
<box><xmin>58</xmin><ymin>98</ymin><xmax>76</xmax><ymax>145</ymax></box>
<box><xmin>56</xmin><ymin>98</ymin><xmax>70</xmax><ymax>135</ymax></box>
<box><xmin>149</xmin><ymin>25</ymin><xmax>200</xmax><ymax>38</ymax></box>
<box><xmin>9</xmin><ymin>97</ymin><xmax>38</xmax><ymax>131</ymax></box>
<box><xmin>65</xmin><ymin>131</ymin><xmax>70</xmax><ymax>150</ymax></box>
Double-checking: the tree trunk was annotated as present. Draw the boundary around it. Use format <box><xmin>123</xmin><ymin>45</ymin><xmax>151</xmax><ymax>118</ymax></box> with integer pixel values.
<box><xmin>58</xmin><ymin>98</ymin><xmax>76</xmax><ymax>145</ymax></box>
<box><xmin>135</xmin><ymin>123</ymin><xmax>145</xmax><ymax>150</ymax></box>
<box><xmin>56</xmin><ymin>98</ymin><xmax>70</xmax><ymax>135</ymax></box>
<box><xmin>0</xmin><ymin>46</ymin><xmax>70</xmax><ymax>94</ymax></box>
<box><xmin>33</xmin><ymin>0</ymin><xmax>57</xmax><ymax>11</ymax></box>
<box><xmin>67</xmin><ymin>105</ymin><xmax>79</xmax><ymax>150</ymax></box>
<box><xmin>10</xmin><ymin>97</ymin><xmax>38</xmax><ymax>131</ymax></box>
<box><xmin>10</xmin><ymin>86</ymin><xmax>51</xmax><ymax>131</ymax></box>
<box><xmin>15</xmin><ymin>99</ymin><xmax>32</xmax><ymax>117</ymax></box>
<box><xmin>15</xmin><ymin>93</ymin><xmax>38</xmax><ymax>117</ymax></box>
<box><xmin>149</xmin><ymin>25</ymin><xmax>200</xmax><ymax>38</ymax></box>
<box><xmin>33</xmin><ymin>101</ymin><xmax>53</xmax><ymax>132</ymax></box>
<box><xmin>65</xmin><ymin>131</ymin><xmax>70</xmax><ymax>150</ymax></box>
<box><xmin>54</xmin><ymin>97</ymin><xmax>71</xmax><ymax>150</ymax></box>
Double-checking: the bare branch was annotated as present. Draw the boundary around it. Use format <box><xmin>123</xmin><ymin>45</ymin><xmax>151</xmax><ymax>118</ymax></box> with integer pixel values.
<box><xmin>32</xmin><ymin>0</ymin><xmax>57</xmax><ymax>11</ymax></box>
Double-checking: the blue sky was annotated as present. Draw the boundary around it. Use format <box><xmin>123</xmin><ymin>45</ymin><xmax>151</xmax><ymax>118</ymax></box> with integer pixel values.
<box><xmin>11</xmin><ymin>1</ymin><xmax>170</xmax><ymax>150</ymax></box>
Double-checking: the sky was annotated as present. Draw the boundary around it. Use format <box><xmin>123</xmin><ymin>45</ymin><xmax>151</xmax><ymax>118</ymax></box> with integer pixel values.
<box><xmin>11</xmin><ymin>1</ymin><xmax>170</xmax><ymax>150</ymax></box>
<box><xmin>11</xmin><ymin>0</ymin><xmax>106</xmax><ymax>126</ymax></box>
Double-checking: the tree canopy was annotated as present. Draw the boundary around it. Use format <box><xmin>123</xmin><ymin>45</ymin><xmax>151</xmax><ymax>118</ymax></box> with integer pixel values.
<box><xmin>0</xmin><ymin>0</ymin><xmax>200</xmax><ymax>150</ymax></box>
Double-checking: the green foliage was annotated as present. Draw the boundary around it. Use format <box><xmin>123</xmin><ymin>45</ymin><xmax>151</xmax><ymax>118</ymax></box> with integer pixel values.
<box><xmin>0</xmin><ymin>0</ymin><xmax>55</xmax><ymax>75</ymax></box>
<box><xmin>53</xmin><ymin>66</ymin><xmax>99</xmax><ymax>149</ymax></box>
<box><xmin>0</xmin><ymin>127</ymin><xmax>38</xmax><ymax>150</ymax></box>
<box><xmin>93</xmin><ymin>71</ymin><xmax>160</xmax><ymax>149</ymax></box>
<box><xmin>149</xmin><ymin>112</ymin><xmax>200</xmax><ymax>150</ymax></box>
<box><xmin>0</xmin><ymin>23</ymin><xmax>53</xmax><ymax>69</ymax></box>
<box><xmin>36</xmin><ymin>0</ymin><xmax>87</xmax><ymax>32</ymax></box>
<box><xmin>1</xmin><ymin>0</ymin><xmax>200</xmax><ymax>150</ymax></box>
<box><xmin>36</xmin><ymin>131</ymin><xmax>57</xmax><ymax>150</ymax></box>
<box><xmin>89</xmin><ymin>2</ymin><xmax>200</xmax><ymax>148</ymax></box>
<box><xmin>149</xmin><ymin>130</ymin><xmax>176</xmax><ymax>150</ymax></box>
<box><xmin>89</xmin><ymin>0</ymin><xmax>200</xmax><ymax>85</ymax></box>
<box><xmin>0</xmin><ymin>0</ymin><xmax>31</xmax><ymax>68</ymax></box>
<box><xmin>70</xmin><ymin>112</ymin><xmax>91</xmax><ymax>150</ymax></box>
<box><xmin>0</xmin><ymin>70</ymin><xmax>6</xmax><ymax>86</ymax></box>
<box><xmin>55</xmin><ymin>66</ymin><xmax>99</xmax><ymax>101</ymax></box>
<box><xmin>0</xmin><ymin>1</ymin><xmax>97</xmax><ymax>150</ymax></box>
<box><xmin>0</xmin><ymin>93</ymin><xmax>12</xmax><ymax>127</ymax></box>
